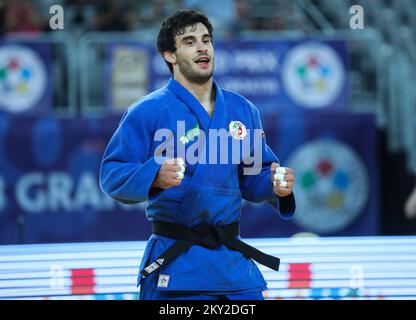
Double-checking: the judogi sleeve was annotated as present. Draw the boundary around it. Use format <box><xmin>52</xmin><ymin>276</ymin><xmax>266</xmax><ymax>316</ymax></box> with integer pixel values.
<box><xmin>99</xmin><ymin>103</ymin><xmax>163</xmax><ymax>204</ymax></box>
<box><xmin>238</xmin><ymin>103</ymin><xmax>295</xmax><ymax>220</ymax></box>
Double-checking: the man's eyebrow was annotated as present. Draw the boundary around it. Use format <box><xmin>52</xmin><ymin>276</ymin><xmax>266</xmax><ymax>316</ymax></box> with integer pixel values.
<box><xmin>180</xmin><ymin>34</ymin><xmax>211</xmax><ymax>42</ymax></box>
<box><xmin>180</xmin><ymin>35</ymin><xmax>196</xmax><ymax>42</ymax></box>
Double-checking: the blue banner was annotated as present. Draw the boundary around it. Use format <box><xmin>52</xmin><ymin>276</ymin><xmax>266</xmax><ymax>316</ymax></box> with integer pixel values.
<box><xmin>212</xmin><ymin>40</ymin><xmax>348</xmax><ymax>114</ymax></box>
<box><xmin>0</xmin><ymin>116</ymin><xmax>150</xmax><ymax>244</ymax></box>
<box><xmin>106</xmin><ymin>39</ymin><xmax>348</xmax><ymax>115</ymax></box>
<box><xmin>0</xmin><ymin>112</ymin><xmax>378</xmax><ymax>244</ymax></box>
<box><xmin>0</xmin><ymin>42</ymin><xmax>53</xmax><ymax>115</ymax></box>
<box><xmin>241</xmin><ymin>112</ymin><xmax>379</xmax><ymax>237</ymax></box>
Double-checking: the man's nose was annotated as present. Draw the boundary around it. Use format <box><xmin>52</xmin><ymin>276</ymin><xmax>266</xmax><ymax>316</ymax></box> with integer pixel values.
<box><xmin>196</xmin><ymin>42</ymin><xmax>208</xmax><ymax>52</ymax></box>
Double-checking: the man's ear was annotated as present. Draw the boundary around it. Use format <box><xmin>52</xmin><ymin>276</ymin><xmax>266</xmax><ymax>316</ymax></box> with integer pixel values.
<box><xmin>164</xmin><ymin>51</ymin><xmax>176</xmax><ymax>65</ymax></box>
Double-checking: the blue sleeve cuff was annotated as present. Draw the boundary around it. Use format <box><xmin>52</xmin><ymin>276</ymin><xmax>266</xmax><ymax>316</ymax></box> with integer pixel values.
<box><xmin>267</xmin><ymin>192</ymin><xmax>296</xmax><ymax>220</ymax></box>
<box><xmin>143</xmin><ymin>156</ymin><xmax>164</xmax><ymax>202</ymax></box>
<box><xmin>100</xmin><ymin>156</ymin><xmax>163</xmax><ymax>204</ymax></box>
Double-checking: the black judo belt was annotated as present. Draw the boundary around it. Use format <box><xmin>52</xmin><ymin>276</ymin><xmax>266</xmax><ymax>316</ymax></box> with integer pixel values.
<box><xmin>140</xmin><ymin>220</ymin><xmax>280</xmax><ymax>278</ymax></box>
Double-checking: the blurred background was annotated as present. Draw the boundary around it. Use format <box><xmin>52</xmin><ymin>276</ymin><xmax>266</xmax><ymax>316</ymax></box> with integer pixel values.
<box><xmin>0</xmin><ymin>0</ymin><xmax>415</xmax><ymax>300</ymax></box>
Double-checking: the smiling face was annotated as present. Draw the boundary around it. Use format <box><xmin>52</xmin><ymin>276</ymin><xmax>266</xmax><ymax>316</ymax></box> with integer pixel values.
<box><xmin>164</xmin><ymin>22</ymin><xmax>214</xmax><ymax>84</ymax></box>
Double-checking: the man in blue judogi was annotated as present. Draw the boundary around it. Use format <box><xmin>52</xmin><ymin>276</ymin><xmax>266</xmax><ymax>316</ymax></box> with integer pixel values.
<box><xmin>100</xmin><ymin>9</ymin><xmax>296</xmax><ymax>300</ymax></box>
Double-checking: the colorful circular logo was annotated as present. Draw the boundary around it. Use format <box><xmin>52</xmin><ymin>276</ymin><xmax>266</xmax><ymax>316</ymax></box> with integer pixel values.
<box><xmin>0</xmin><ymin>45</ymin><xmax>47</xmax><ymax>113</ymax></box>
<box><xmin>287</xmin><ymin>140</ymin><xmax>369</xmax><ymax>234</ymax></box>
<box><xmin>229</xmin><ymin>120</ymin><xmax>247</xmax><ymax>140</ymax></box>
<box><xmin>282</xmin><ymin>42</ymin><xmax>345</xmax><ymax>109</ymax></box>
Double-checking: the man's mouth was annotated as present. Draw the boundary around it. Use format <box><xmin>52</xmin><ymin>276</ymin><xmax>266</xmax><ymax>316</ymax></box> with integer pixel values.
<box><xmin>194</xmin><ymin>56</ymin><xmax>211</xmax><ymax>68</ymax></box>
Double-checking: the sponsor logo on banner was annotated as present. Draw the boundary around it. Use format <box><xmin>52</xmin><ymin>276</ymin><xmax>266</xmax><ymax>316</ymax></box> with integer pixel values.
<box><xmin>287</xmin><ymin>139</ymin><xmax>369</xmax><ymax>234</ymax></box>
<box><xmin>110</xmin><ymin>46</ymin><xmax>149</xmax><ymax>112</ymax></box>
<box><xmin>282</xmin><ymin>42</ymin><xmax>345</xmax><ymax>109</ymax></box>
<box><xmin>0</xmin><ymin>45</ymin><xmax>47</xmax><ymax>113</ymax></box>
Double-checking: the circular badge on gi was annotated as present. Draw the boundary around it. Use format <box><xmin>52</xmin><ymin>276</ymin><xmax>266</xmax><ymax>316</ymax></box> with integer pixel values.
<box><xmin>229</xmin><ymin>121</ymin><xmax>247</xmax><ymax>140</ymax></box>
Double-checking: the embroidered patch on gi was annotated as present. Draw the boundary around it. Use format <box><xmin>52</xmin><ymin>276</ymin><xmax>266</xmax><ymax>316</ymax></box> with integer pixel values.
<box><xmin>229</xmin><ymin>121</ymin><xmax>247</xmax><ymax>140</ymax></box>
<box><xmin>157</xmin><ymin>274</ymin><xmax>170</xmax><ymax>288</ymax></box>
<box><xmin>144</xmin><ymin>262</ymin><xmax>160</xmax><ymax>274</ymax></box>
<box><xmin>180</xmin><ymin>124</ymin><xmax>200</xmax><ymax>144</ymax></box>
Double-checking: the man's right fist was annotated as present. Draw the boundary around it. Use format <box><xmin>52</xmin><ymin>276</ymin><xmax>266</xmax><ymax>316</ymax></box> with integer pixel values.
<box><xmin>151</xmin><ymin>158</ymin><xmax>186</xmax><ymax>189</ymax></box>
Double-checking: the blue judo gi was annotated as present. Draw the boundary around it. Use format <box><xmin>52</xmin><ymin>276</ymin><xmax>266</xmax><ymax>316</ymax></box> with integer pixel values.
<box><xmin>100</xmin><ymin>78</ymin><xmax>295</xmax><ymax>298</ymax></box>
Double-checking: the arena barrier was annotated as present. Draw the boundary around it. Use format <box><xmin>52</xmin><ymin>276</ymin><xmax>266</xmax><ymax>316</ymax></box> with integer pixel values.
<box><xmin>1</xmin><ymin>235</ymin><xmax>416</xmax><ymax>300</ymax></box>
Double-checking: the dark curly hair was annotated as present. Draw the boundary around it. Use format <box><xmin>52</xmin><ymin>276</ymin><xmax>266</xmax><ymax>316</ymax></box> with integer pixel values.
<box><xmin>157</xmin><ymin>9</ymin><xmax>214</xmax><ymax>74</ymax></box>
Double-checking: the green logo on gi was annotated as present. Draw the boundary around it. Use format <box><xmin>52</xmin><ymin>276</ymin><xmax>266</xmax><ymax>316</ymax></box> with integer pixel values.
<box><xmin>180</xmin><ymin>124</ymin><xmax>200</xmax><ymax>144</ymax></box>
<box><xmin>229</xmin><ymin>121</ymin><xmax>247</xmax><ymax>140</ymax></box>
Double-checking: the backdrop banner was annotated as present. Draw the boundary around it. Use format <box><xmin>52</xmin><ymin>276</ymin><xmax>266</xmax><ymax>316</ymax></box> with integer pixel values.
<box><xmin>106</xmin><ymin>39</ymin><xmax>348</xmax><ymax>115</ymax></box>
<box><xmin>0</xmin><ymin>112</ymin><xmax>378</xmax><ymax>244</ymax></box>
<box><xmin>240</xmin><ymin>112</ymin><xmax>379</xmax><ymax>237</ymax></box>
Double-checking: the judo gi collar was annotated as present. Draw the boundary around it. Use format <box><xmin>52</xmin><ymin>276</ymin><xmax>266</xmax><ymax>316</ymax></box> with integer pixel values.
<box><xmin>167</xmin><ymin>78</ymin><xmax>226</xmax><ymax>132</ymax></box>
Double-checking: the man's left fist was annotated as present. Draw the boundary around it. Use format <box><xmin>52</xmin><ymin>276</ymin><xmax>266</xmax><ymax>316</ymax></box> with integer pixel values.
<box><xmin>270</xmin><ymin>162</ymin><xmax>295</xmax><ymax>197</ymax></box>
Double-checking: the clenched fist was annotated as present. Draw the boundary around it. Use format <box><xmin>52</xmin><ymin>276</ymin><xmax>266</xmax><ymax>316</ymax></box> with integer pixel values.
<box><xmin>151</xmin><ymin>158</ymin><xmax>186</xmax><ymax>190</ymax></box>
<box><xmin>270</xmin><ymin>162</ymin><xmax>295</xmax><ymax>198</ymax></box>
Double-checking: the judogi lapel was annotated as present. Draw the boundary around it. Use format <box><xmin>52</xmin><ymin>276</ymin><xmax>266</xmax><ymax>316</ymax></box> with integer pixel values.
<box><xmin>167</xmin><ymin>78</ymin><xmax>229</xmax><ymax>226</ymax></box>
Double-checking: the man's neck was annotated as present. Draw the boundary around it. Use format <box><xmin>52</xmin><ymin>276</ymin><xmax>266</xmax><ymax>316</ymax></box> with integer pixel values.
<box><xmin>174</xmin><ymin>74</ymin><xmax>215</xmax><ymax>115</ymax></box>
